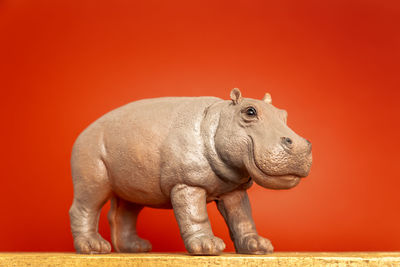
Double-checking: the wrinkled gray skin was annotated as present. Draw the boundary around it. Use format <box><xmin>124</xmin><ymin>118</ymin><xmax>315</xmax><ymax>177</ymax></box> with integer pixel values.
<box><xmin>69</xmin><ymin>88</ymin><xmax>312</xmax><ymax>255</ymax></box>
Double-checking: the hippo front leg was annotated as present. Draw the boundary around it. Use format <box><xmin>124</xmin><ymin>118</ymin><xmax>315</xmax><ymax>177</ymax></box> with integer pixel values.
<box><xmin>216</xmin><ymin>189</ymin><xmax>274</xmax><ymax>254</ymax></box>
<box><xmin>171</xmin><ymin>184</ymin><xmax>226</xmax><ymax>255</ymax></box>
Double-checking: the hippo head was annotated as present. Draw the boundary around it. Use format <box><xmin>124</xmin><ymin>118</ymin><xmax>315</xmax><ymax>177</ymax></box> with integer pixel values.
<box><xmin>213</xmin><ymin>88</ymin><xmax>312</xmax><ymax>189</ymax></box>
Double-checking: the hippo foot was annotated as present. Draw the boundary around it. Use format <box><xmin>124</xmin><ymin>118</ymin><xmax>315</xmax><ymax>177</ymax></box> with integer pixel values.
<box><xmin>116</xmin><ymin>236</ymin><xmax>152</xmax><ymax>253</ymax></box>
<box><xmin>185</xmin><ymin>234</ymin><xmax>226</xmax><ymax>255</ymax></box>
<box><xmin>235</xmin><ymin>234</ymin><xmax>274</xmax><ymax>254</ymax></box>
<box><xmin>74</xmin><ymin>234</ymin><xmax>111</xmax><ymax>254</ymax></box>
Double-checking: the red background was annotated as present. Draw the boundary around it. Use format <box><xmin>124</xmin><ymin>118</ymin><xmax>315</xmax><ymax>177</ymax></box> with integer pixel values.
<box><xmin>0</xmin><ymin>0</ymin><xmax>399</xmax><ymax>252</ymax></box>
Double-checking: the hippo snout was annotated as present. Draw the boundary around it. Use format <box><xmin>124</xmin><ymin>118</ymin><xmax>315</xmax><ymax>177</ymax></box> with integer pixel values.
<box><xmin>278</xmin><ymin>136</ymin><xmax>312</xmax><ymax>178</ymax></box>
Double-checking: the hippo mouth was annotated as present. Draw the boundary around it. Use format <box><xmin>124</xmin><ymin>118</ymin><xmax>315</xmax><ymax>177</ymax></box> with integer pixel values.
<box><xmin>246</xmin><ymin>136</ymin><xmax>302</xmax><ymax>189</ymax></box>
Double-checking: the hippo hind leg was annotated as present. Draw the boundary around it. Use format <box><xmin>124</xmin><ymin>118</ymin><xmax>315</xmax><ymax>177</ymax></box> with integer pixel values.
<box><xmin>69</xmin><ymin>156</ymin><xmax>112</xmax><ymax>254</ymax></box>
<box><xmin>108</xmin><ymin>197</ymin><xmax>152</xmax><ymax>252</ymax></box>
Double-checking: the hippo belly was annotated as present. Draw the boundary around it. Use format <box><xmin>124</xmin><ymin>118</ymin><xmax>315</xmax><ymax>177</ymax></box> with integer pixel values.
<box><xmin>90</xmin><ymin>97</ymin><xmax>221</xmax><ymax>207</ymax></box>
<box><xmin>103</xmin><ymin>134</ymin><xmax>169</xmax><ymax>207</ymax></box>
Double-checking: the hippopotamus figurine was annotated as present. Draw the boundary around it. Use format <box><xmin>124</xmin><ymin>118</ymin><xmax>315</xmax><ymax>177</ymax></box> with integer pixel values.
<box><xmin>69</xmin><ymin>88</ymin><xmax>312</xmax><ymax>255</ymax></box>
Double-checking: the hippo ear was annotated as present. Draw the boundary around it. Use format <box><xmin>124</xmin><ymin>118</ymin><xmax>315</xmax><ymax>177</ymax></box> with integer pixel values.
<box><xmin>230</xmin><ymin>88</ymin><xmax>242</xmax><ymax>105</ymax></box>
<box><xmin>262</xmin><ymin>93</ymin><xmax>272</xmax><ymax>104</ymax></box>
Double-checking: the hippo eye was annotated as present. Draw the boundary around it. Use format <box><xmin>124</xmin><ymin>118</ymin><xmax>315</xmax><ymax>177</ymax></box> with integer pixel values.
<box><xmin>246</xmin><ymin>107</ymin><xmax>257</xmax><ymax>116</ymax></box>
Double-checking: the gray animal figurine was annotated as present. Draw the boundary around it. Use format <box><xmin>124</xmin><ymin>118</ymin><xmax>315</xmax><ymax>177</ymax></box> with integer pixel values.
<box><xmin>69</xmin><ymin>88</ymin><xmax>312</xmax><ymax>255</ymax></box>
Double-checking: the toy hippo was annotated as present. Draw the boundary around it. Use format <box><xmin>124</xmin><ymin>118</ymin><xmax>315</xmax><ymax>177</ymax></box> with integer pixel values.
<box><xmin>69</xmin><ymin>88</ymin><xmax>312</xmax><ymax>255</ymax></box>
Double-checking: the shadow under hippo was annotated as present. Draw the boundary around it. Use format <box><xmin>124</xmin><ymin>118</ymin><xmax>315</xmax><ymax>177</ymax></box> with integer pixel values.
<box><xmin>69</xmin><ymin>88</ymin><xmax>312</xmax><ymax>255</ymax></box>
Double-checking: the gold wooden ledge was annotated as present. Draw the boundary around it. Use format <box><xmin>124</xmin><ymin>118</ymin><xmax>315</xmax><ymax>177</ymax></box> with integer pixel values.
<box><xmin>1</xmin><ymin>252</ymin><xmax>400</xmax><ymax>266</ymax></box>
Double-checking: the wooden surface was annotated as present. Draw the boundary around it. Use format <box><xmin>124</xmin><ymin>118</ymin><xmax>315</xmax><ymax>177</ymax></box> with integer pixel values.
<box><xmin>1</xmin><ymin>252</ymin><xmax>400</xmax><ymax>266</ymax></box>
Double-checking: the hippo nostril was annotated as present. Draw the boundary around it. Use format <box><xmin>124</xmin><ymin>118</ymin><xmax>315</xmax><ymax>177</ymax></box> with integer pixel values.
<box><xmin>281</xmin><ymin>137</ymin><xmax>293</xmax><ymax>147</ymax></box>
